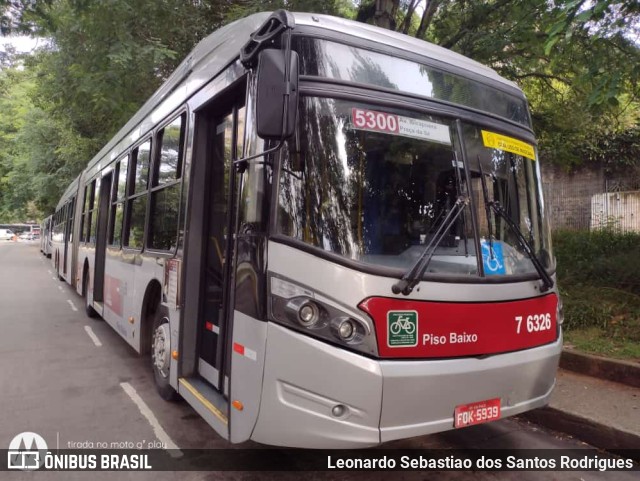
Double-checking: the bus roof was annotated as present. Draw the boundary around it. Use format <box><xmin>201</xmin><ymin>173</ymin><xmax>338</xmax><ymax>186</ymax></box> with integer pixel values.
<box><xmin>85</xmin><ymin>11</ymin><xmax>520</xmax><ymax>173</ymax></box>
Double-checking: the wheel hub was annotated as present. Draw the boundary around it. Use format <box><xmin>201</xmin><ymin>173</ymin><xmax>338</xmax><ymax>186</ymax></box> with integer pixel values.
<box><xmin>152</xmin><ymin>322</ymin><xmax>171</xmax><ymax>379</ymax></box>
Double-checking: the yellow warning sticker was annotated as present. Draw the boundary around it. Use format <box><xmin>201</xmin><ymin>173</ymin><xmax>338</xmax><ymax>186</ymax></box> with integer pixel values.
<box><xmin>481</xmin><ymin>130</ymin><xmax>536</xmax><ymax>160</ymax></box>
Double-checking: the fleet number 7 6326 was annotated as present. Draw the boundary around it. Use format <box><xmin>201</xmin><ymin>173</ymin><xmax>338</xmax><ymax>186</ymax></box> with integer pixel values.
<box><xmin>514</xmin><ymin>314</ymin><xmax>552</xmax><ymax>334</ymax></box>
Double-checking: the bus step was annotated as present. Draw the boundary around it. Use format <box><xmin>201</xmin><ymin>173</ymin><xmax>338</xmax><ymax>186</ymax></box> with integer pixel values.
<box><xmin>178</xmin><ymin>377</ymin><xmax>229</xmax><ymax>438</ymax></box>
<box><xmin>93</xmin><ymin>302</ymin><xmax>104</xmax><ymax>316</ymax></box>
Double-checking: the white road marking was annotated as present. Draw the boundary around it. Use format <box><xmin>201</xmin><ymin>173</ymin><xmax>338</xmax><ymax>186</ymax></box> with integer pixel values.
<box><xmin>52</xmin><ymin>277</ymin><xmax>57</xmax><ymax>281</ymax></box>
<box><xmin>48</xmin><ymin>270</ymin><xmax>52</xmax><ymax>274</ymax></box>
<box><xmin>58</xmin><ymin>285</ymin><xmax>63</xmax><ymax>291</ymax></box>
<box><xmin>120</xmin><ymin>382</ymin><xmax>182</xmax><ymax>457</ymax></box>
<box><xmin>84</xmin><ymin>325</ymin><xmax>102</xmax><ymax>347</ymax></box>
<box><xmin>67</xmin><ymin>299</ymin><xmax>78</xmax><ymax>312</ymax></box>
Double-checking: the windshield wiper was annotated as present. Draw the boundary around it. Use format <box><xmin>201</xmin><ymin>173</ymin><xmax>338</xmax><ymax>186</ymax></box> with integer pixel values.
<box><xmin>477</xmin><ymin>159</ymin><xmax>552</xmax><ymax>291</ymax></box>
<box><xmin>485</xmin><ymin>199</ymin><xmax>554</xmax><ymax>292</ymax></box>
<box><xmin>476</xmin><ymin>161</ymin><xmax>553</xmax><ymax>292</ymax></box>
<box><xmin>392</xmin><ymin>195</ymin><xmax>469</xmax><ymax>296</ymax></box>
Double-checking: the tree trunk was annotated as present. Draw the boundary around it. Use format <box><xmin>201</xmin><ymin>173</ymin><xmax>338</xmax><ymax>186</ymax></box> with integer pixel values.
<box><xmin>416</xmin><ymin>0</ymin><xmax>441</xmax><ymax>39</ymax></box>
<box><xmin>399</xmin><ymin>0</ymin><xmax>419</xmax><ymax>34</ymax></box>
<box><xmin>374</xmin><ymin>0</ymin><xmax>397</xmax><ymax>30</ymax></box>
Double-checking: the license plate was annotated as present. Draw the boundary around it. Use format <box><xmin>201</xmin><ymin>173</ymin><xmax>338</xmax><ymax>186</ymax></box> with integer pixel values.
<box><xmin>454</xmin><ymin>398</ymin><xmax>501</xmax><ymax>428</ymax></box>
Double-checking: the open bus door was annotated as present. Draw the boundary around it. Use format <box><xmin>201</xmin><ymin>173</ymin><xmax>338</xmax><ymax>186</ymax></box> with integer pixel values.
<box><xmin>196</xmin><ymin>105</ymin><xmax>243</xmax><ymax>392</ymax></box>
<box><xmin>93</xmin><ymin>172</ymin><xmax>113</xmax><ymax>303</ymax></box>
<box><xmin>180</xmin><ymin>88</ymin><xmax>246</xmax><ymax>436</ymax></box>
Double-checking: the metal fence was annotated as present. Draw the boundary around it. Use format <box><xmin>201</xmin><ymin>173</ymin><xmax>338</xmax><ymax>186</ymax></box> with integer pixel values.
<box><xmin>542</xmin><ymin>165</ymin><xmax>640</xmax><ymax>233</ymax></box>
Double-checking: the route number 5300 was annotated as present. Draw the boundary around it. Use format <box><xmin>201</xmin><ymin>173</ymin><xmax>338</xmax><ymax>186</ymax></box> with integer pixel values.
<box><xmin>514</xmin><ymin>314</ymin><xmax>552</xmax><ymax>334</ymax></box>
<box><xmin>352</xmin><ymin>108</ymin><xmax>399</xmax><ymax>133</ymax></box>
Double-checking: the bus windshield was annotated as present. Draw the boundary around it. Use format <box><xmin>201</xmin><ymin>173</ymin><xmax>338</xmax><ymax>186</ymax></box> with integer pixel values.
<box><xmin>276</xmin><ymin>97</ymin><xmax>553</xmax><ymax>278</ymax></box>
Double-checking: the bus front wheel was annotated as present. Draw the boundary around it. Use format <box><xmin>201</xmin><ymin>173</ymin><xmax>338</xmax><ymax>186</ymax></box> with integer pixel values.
<box><xmin>151</xmin><ymin>308</ymin><xmax>178</xmax><ymax>401</ymax></box>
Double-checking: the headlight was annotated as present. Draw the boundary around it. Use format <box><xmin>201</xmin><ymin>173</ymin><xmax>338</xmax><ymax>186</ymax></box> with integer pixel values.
<box><xmin>285</xmin><ymin>297</ymin><xmax>325</xmax><ymax>328</ymax></box>
<box><xmin>269</xmin><ymin>275</ymin><xmax>377</xmax><ymax>356</ymax></box>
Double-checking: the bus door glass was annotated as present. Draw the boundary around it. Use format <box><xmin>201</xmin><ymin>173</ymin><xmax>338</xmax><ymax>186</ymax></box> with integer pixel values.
<box><xmin>93</xmin><ymin>172</ymin><xmax>113</xmax><ymax>302</ymax></box>
<box><xmin>64</xmin><ymin>197</ymin><xmax>75</xmax><ymax>275</ymax></box>
<box><xmin>198</xmin><ymin>105</ymin><xmax>245</xmax><ymax>391</ymax></box>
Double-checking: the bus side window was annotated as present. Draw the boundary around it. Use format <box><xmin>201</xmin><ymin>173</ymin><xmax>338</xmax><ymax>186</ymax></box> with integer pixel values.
<box><xmin>124</xmin><ymin>140</ymin><xmax>151</xmax><ymax>249</ymax></box>
<box><xmin>83</xmin><ymin>180</ymin><xmax>96</xmax><ymax>244</ymax></box>
<box><xmin>148</xmin><ymin>115</ymin><xmax>185</xmax><ymax>251</ymax></box>
<box><xmin>108</xmin><ymin>156</ymin><xmax>128</xmax><ymax>247</ymax></box>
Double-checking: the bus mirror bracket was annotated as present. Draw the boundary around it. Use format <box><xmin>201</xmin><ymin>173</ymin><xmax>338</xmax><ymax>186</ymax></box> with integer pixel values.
<box><xmin>255</xmin><ymin>48</ymin><xmax>299</xmax><ymax>141</ymax></box>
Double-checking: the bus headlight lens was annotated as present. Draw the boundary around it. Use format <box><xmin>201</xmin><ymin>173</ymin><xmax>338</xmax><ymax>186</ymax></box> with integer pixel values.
<box><xmin>338</xmin><ymin>319</ymin><xmax>355</xmax><ymax>340</ymax></box>
<box><xmin>330</xmin><ymin>316</ymin><xmax>365</xmax><ymax>344</ymax></box>
<box><xmin>285</xmin><ymin>297</ymin><xmax>324</xmax><ymax>328</ymax></box>
<box><xmin>298</xmin><ymin>301</ymin><xmax>320</xmax><ymax>327</ymax></box>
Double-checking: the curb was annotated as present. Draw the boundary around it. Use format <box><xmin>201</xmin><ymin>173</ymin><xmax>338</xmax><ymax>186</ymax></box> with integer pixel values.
<box><xmin>560</xmin><ymin>349</ymin><xmax>640</xmax><ymax>388</ymax></box>
<box><xmin>523</xmin><ymin>408</ymin><xmax>640</xmax><ymax>461</ymax></box>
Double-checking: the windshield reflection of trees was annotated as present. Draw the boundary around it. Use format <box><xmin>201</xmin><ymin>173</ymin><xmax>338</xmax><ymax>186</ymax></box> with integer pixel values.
<box><xmin>278</xmin><ymin>97</ymin><xmax>470</xmax><ymax>267</ymax></box>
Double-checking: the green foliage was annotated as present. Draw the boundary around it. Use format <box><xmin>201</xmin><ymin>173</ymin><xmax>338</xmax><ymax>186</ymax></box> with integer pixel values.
<box><xmin>554</xmin><ymin>229</ymin><xmax>640</xmax><ymax>349</ymax></box>
<box><xmin>554</xmin><ymin>229</ymin><xmax>640</xmax><ymax>291</ymax></box>
<box><xmin>1</xmin><ymin>0</ymin><xmax>235</xmax><ymax>220</ymax></box>
<box><xmin>564</xmin><ymin>327</ymin><xmax>640</xmax><ymax>359</ymax></box>
<box><xmin>0</xmin><ymin>0</ymin><xmax>639</xmax><ymax>220</ymax></box>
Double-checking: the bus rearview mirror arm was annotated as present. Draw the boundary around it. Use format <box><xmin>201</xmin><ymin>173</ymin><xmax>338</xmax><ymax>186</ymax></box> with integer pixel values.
<box><xmin>233</xmin><ymin>140</ymin><xmax>284</xmax><ymax>174</ymax></box>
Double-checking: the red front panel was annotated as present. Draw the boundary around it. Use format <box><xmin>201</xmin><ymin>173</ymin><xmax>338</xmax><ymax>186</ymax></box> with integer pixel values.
<box><xmin>359</xmin><ymin>294</ymin><xmax>558</xmax><ymax>358</ymax></box>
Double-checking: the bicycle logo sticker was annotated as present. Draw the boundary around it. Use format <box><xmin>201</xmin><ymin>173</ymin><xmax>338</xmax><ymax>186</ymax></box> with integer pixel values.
<box><xmin>387</xmin><ymin>311</ymin><xmax>418</xmax><ymax>347</ymax></box>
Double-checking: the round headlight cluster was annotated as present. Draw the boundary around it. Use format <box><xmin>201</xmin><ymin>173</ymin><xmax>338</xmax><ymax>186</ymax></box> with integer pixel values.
<box><xmin>285</xmin><ymin>297</ymin><xmax>325</xmax><ymax>328</ymax></box>
<box><xmin>337</xmin><ymin>318</ymin><xmax>356</xmax><ymax>341</ymax></box>
<box><xmin>297</xmin><ymin>300</ymin><xmax>320</xmax><ymax>327</ymax></box>
<box><xmin>330</xmin><ymin>316</ymin><xmax>362</xmax><ymax>343</ymax></box>
<box><xmin>282</xmin><ymin>297</ymin><xmax>366</xmax><ymax>346</ymax></box>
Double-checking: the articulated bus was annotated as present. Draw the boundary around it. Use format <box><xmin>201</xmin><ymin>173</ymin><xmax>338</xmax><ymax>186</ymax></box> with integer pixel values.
<box><xmin>51</xmin><ymin>11</ymin><xmax>562</xmax><ymax>448</ymax></box>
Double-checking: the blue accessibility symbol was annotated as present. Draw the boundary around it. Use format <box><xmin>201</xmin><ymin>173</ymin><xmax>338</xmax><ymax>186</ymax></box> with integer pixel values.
<box><xmin>481</xmin><ymin>240</ymin><xmax>506</xmax><ymax>275</ymax></box>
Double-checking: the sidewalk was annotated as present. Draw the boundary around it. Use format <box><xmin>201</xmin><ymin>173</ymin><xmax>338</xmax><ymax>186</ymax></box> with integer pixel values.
<box><xmin>523</xmin><ymin>349</ymin><xmax>640</xmax><ymax>461</ymax></box>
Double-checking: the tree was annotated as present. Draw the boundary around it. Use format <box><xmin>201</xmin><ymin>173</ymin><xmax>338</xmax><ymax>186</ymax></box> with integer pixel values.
<box><xmin>0</xmin><ymin>0</ymin><xmax>639</xmax><ymax>220</ymax></box>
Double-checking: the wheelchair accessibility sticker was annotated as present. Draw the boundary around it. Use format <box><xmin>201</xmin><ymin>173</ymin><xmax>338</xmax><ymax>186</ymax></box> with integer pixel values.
<box><xmin>481</xmin><ymin>240</ymin><xmax>506</xmax><ymax>275</ymax></box>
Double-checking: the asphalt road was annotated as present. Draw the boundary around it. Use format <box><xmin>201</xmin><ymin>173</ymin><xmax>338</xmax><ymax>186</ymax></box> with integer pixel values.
<box><xmin>0</xmin><ymin>241</ymin><xmax>634</xmax><ymax>480</ymax></box>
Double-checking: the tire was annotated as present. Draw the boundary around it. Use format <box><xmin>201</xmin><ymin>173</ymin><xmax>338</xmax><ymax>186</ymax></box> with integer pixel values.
<box><xmin>151</xmin><ymin>308</ymin><xmax>178</xmax><ymax>401</ymax></box>
<box><xmin>83</xmin><ymin>272</ymin><xmax>99</xmax><ymax>319</ymax></box>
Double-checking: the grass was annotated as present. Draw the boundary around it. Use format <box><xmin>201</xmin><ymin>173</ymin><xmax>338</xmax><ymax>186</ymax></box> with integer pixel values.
<box><xmin>564</xmin><ymin>327</ymin><xmax>640</xmax><ymax>360</ymax></box>
<box><xmin>554</xmin><ymin>229</ymin><xmax>640</xmax><ymax>362</ymax></box>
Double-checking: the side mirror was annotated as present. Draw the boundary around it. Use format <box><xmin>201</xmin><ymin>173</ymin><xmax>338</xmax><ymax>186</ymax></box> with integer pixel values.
<box><xmin>255</xmin><ymin>49</ymin><xmax>299</xmax><ymax>140</ymax></box>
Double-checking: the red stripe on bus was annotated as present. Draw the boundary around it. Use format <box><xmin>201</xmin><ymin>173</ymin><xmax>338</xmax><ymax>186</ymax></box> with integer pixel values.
<box><xmin>205</xmin><ymin>322</ymin><xmax>214</xmax><ymax>332</ymax></box>
<box><xmin>233</xmin><ymin>343</ymin><xmax>245</xmax><ymax>356</ymax></box>
<box><xmin>359</xmin><ymin>293</ymin><xmax>558</xmax><ymax>358</ymax></box>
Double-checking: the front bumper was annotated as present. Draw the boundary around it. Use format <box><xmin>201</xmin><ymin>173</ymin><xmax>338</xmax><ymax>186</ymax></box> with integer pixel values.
<box><xmin>250</xmin><ymin>322</ymin><xmax>562</xmax><ymax>448</ymax></box>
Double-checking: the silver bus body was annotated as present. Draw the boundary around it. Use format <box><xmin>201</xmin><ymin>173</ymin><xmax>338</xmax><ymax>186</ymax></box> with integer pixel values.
<box><xmin>50</xmin><ymin>11</ymin><xmax>562</xmax><ymax>448</ymax></box>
